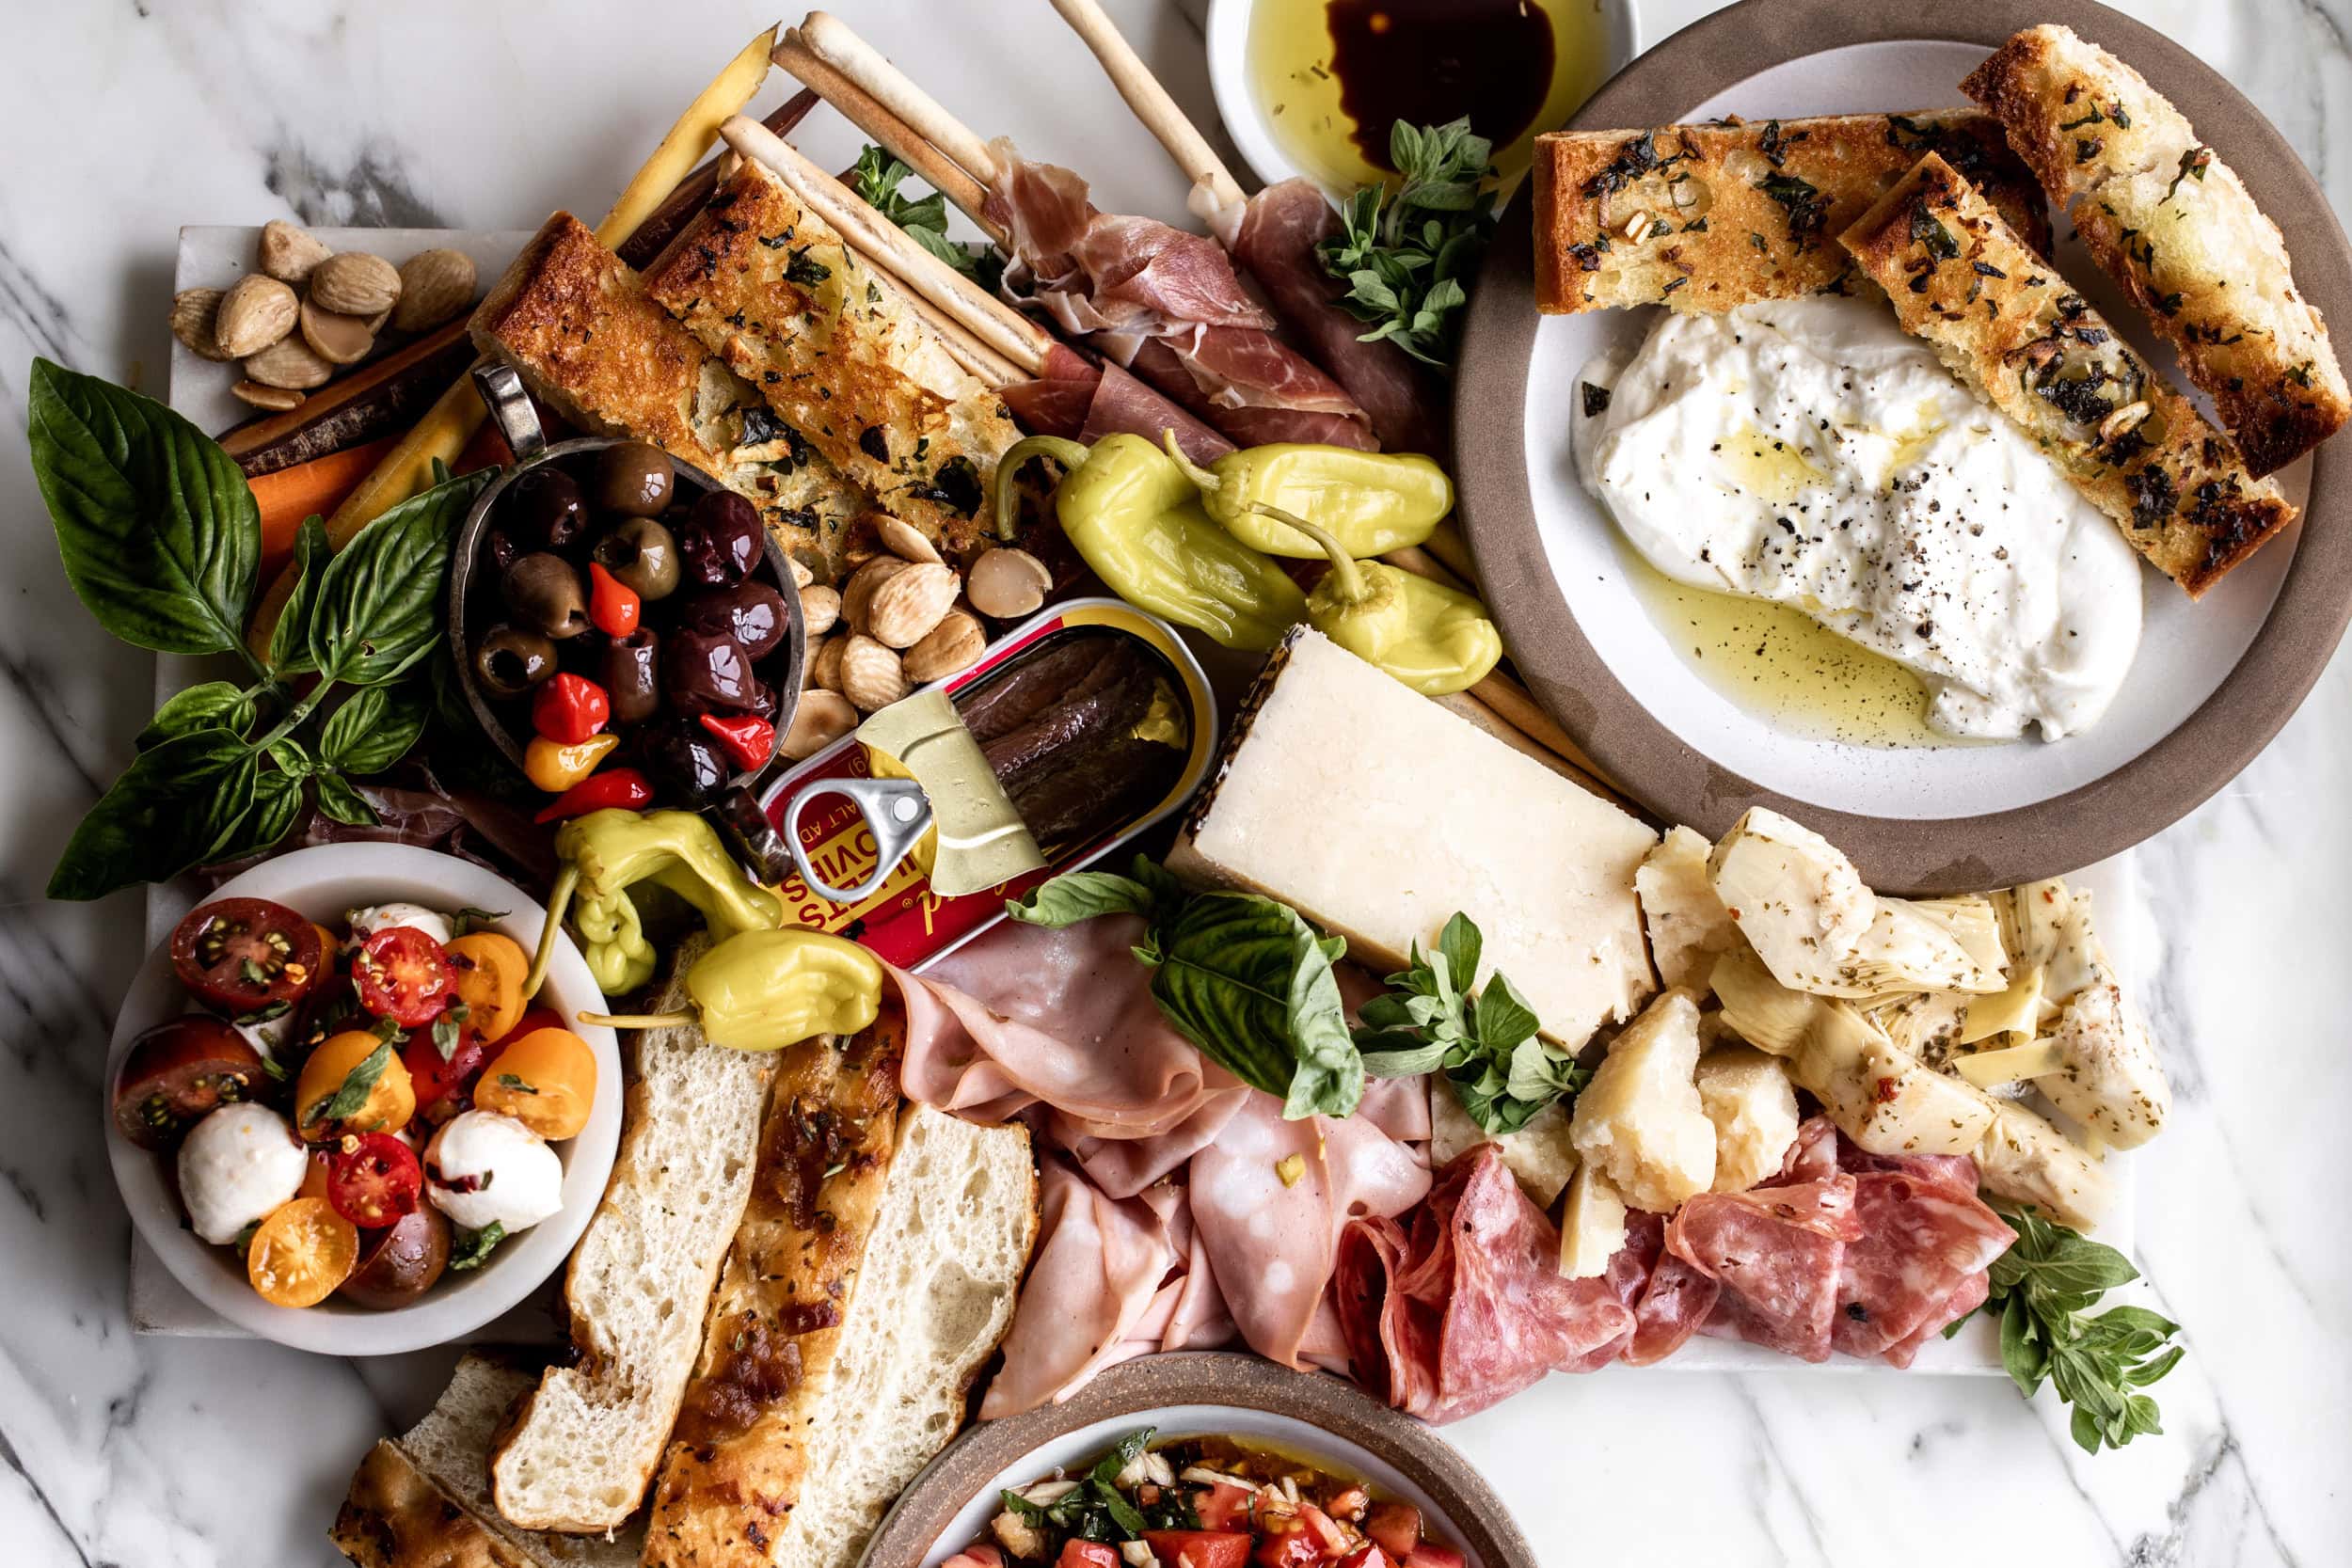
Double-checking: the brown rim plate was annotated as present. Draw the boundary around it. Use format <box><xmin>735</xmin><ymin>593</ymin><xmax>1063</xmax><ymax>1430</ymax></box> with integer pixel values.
<box><xmin>856</xmin><ymin>1352</ymin><xmax>1536</xmax><ymax>1568</ymax></box>
<box><xmin>1454</xmin><ymin>0</ymin><xmax>2352</xmax><ymax>893</ymax></box>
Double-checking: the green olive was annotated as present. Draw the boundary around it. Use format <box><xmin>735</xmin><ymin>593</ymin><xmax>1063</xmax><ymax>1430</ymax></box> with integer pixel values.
<box><xmin>591</xmin><ymin>515</ymin><xmax>683</xmax><ymax>601</ymax></box>
<box><xmin>473</xmin><ymin>624</ymin><xmax>557</xmax><ymax>699</ymax></box>
<box><xmin>501</xmin><ymin>553</ymin><xmax>590</xmax><ymax>641</ymax></box>
<box><xmin>588</xmin><ymin>440</ymin><xmax>675</xmax><ymax>517</ymax></box>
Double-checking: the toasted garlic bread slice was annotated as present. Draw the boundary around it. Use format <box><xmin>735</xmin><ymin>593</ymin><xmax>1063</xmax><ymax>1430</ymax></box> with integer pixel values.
<box><xmin>1963</xmin><ymin>25</ymin><xmax>2347</xmax><ymax>475</ymax></box>
<box><xmin>1841</xmin><ymin>154</ymin><xmax>2296</xmax><ymax>597</ymax></box>
<box><xmin>644</xmin><ymin>160</ymin><xmax>1018</xmax><ymax>563</ymax></box>
<box><xmin>1534</xmin><ymin>111</ymin><xmax>2051</xmax><ymax>314</ymax></box>
<box><xmin>643</xmin><ymin>1013</ymin><xmax>904</xmax><ymax>1568</ymax></box>
<box><xmin>471</xmin><ymin>212</ymin><xmax>866</xmax><ymax>578</ymax></box>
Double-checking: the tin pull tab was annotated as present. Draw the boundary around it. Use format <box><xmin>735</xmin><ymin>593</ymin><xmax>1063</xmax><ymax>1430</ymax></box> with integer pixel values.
<box><xmin>471</xmin><ymin>361</ymin><xmax>548</xmax><ymax>461</ymax></box>
<box><xmin>781</xmin><ymin>775</ymin><xmax>934</xmax><ymax>905</ymax></box>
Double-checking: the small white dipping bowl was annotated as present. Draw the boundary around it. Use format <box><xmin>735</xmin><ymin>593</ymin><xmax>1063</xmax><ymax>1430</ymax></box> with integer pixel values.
<box><xmin>105</xmin><ymin>843</ymin><xmax>619</xmax><ymax>1355</ymax></box>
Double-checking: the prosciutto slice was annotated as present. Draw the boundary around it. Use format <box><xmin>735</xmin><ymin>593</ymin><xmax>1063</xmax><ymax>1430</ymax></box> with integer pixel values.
<box><xmin>1334</xmin><ymin>1146</ymin><xmax>1634</xmax><ymax>1423</ymax></box>
<box><xmin>999</xmin><ymin>342</ymin><xmax>1236</xmax><ymax>467</ymax></box>
<box><xmin>984</xmin><ymin>142</ymin><xmax>1376</xmax><ymax>450</ymax></box>
<box><xmin>1233</xmin><ymin>181</ymin><xmax>1445</xmax><ymax>454</ymax></box>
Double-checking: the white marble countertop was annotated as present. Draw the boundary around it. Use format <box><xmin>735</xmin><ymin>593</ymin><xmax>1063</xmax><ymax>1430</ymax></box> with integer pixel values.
<box><xmin>3</xmin><ymin>1</ymin><xmax>2347</xmax><ymax>1563</ymax></box>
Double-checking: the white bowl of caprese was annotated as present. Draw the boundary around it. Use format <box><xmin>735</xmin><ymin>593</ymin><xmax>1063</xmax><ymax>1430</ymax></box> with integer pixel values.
<box><xmin>103</xmin><ymin>843</ymin><xmax>619</xmax><ymax>1355</ymax></box>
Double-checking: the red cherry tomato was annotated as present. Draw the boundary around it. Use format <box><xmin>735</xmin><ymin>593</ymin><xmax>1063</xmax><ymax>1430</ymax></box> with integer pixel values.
<box><xmin>1057</xmin><ymin>1544</ymin><xmax>1120</xmax><ymax>1568</ymax></box>
<box><xmin>492</xmin><ymin>1005</ymin><xmax>565</xmax><ymax>1050</ymax></box>
<box><xmin>1196</xmin><ymin>1481</ymin><xmax>1258</xmax><ymax>1532</ymax></box>
<box><xmin>1398</xmin><ymin>1547</ymin><xmax>1464</xmax><ymax>1568</ymax></box>
<box><xmin>111</xmin><ymin>1016</ymin><xmax>267</xmax><ymax>1150</ymax></box>
<box><xmin>403</xmin><ymin>1025</ymin><xmax>490</xmax><ymax>1117</ymax></box>
<box><xmin>1336</xmin><ymin>1550</ymin><xmax>1395</xmax><ymax>1568</ymax></box>
<box><xmin>354</xmin><ymin>927</ymin><xmax>457</xmax><ymax>1027</ymax></box>
<box><xmin>1145</xmin><ymin>1533</ymin><xmax>1255</xmax><ymax>1568</ymax></box>
<box><xmin>169</xmin><ymin>897</ymin><xmax>325</xmax><ymax>1014</ymax></box>
<box><xmin>1363</xmin><ymin>1504</ymin><xmax>1422</xmax><ymax>1558</ymax></box>
<box><xmin>1252</xmin><ymin>1519</ymin><xmax>1324</xmax><ymax>1568</ymax></box>
<box><xmin>325</xmin><ymin>1132</ymin><xmax>424</xmax><ymax>1227</ymax></box>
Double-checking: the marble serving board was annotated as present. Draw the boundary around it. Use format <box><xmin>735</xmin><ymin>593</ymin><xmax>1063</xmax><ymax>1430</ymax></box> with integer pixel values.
<box><xmin>137</xmin><ymin>236</ymin><xmax>2142</xmax><ymax>1353</ymax></box>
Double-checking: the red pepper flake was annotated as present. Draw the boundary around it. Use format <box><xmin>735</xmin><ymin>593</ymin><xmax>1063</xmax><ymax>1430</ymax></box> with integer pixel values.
<box><xmin>1873</xmin><ymin>1075</ymin><xmax>1900</xmax><ymax>1104</ymax></box>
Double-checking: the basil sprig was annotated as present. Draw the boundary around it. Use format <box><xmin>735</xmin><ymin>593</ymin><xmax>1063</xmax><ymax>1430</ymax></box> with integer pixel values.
<box><xmin>30</xmin><ymin>360</ymin><xmax>492</xmax><ymax>899</ymax></box>
<box><xmin>1009</xmin><ymin>857</ymin><xmax>1361</xmax><ymax>1119</ymax></box>
<box><xmin>1947</xmin><ymin>1208</ymin><xmax>2185</xmax><ymax>1453</ymax></box>
<box><xmin>1356</xmin><ymin>912</ymin><xmax>1585</xmax><ymax>1134</ymax></box>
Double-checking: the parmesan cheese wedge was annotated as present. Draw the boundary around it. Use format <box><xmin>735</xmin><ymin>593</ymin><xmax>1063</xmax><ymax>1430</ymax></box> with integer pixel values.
<box><xmin>1556</xmin><ymin>1157</ymin><xmax>1629</xmax><ymax>1280</ymax></box>
<box><xmin>1169</xmin><ymin>628</ymin><xmax>1659</xmax><ymax>1048</ymax></box>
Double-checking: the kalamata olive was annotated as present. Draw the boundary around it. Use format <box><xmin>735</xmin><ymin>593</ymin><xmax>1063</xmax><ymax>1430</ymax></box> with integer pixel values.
<box><xmin>635</xmin><ymin>718</ymin><xmax>732</xmax><ymax>804</ymax></box>
<box><xmin>590</xmin><ymin>515</ymin><xmax>681</xmax><ymax>601</ymax></box>
<box><xmin>662</xmin><ymin>626</ymin><xmax>771</xmax><ymax>717</ymax></box>
<box><xmin>505</xmin><ymin>465</ymin><xmax>588</xmax><ymax>550</ymax></box>
<box><xmin>596</xmin><ymin>627</ymin><xmax>662</xmax><ymax>726</ymax></box>
<box><xmin>473</xmin><ymin>624</ymin><xmax>559</xmax><ymax>699</ymax></box>
<box><xmin>675</xmin><ymin>490</ymin><xmax>764</xmax><ymax>588</ymax></box>
<box><xmin>589</xmin><ymin>440</ymin><xmax>675</xmax><ymax>517</ymax></box>
<box><xmin>338</xmin><ymin>1204</ymin><xmax>451</xmax><ymax>1310</ymax></box>
<box><xmin>675</xmin><ymin>581</ymin><xmax>789</xmax><ymax>660</ymax></box>
<box><xmin>482</xmin><ymin>523</ymin><xmax>524</xmax><ymax>577</ymax></box>
<box><xmin>501</xmin><ymin>552</ymin><xmax>591</xmax><ymax>640</ymax></box>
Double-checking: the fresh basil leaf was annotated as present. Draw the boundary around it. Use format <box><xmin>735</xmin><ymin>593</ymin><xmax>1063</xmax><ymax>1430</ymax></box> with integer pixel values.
<box><xmin>209</xmin><ymin>768</ymin><xmax>307</xmax><ymax>863</ymax></box>
<box><xmin>48</xmin><ymin>730</ymin><xmax>260</xmax><ymax>900</ymax></box>
<box><xmin>1008</xmin><ymin>869</ymin><xmax>1161</xmax><ymax>927</ymax></box>
<box><xmin>304</xmin><ymin>1037</ymin><xmax>392</xmax><ymax>1126</ymax></box>
<box><xmin>313</xmin><ymin>771</ymin><xmax>378</xmax><ymax>828</ymax></box>
<box><xmin>431</xmin><ymin>1012</ymin><xmax>464</xmax><ymax>1061</ymax></box>
<box><xmin>998</xmin><ymin>1489</ymin><xmax>1048</xmax><ymax>1524</ymax></box>
<box><xmin>27</xmin><ymin>359</ymin><xmax>259</xmax><ymax>657</ymax></box>
<box><xmin>1151</xmin><ymin>893</ymin><xmax>1351</xmax><ymax>1112</ymax></box>
<box><xmin>268</xmin><ymin>515</ymin><xmax>330</xmax><ymax>676</ymax></box>
<box><xmin>137</xmin><ymin>680</ymin><xmax>255</xmax><ymax>751</ymax></box>
<box><xmin>309</xmin><ymin>467</ymin><xmax>495</xmax><ymax>686</ymax></box>
<box><xmin>320</xmin><ymin>684</ymin><xmax>429</xmax><ymax>774</ymax></box>
<box><xmin>448</xmin><ymin>1221</ymin><xmax>506</xmax><ymax>1271</ymax></box>
<box><xmin>451</xmin><ymin>907</ymin><xmax>507</xmax><ymax>938</ymax></box>
<box><xmin>1282</xmin><ymin>921</ymin><xmax>1363</xmax><ymax>1118</ymax></box>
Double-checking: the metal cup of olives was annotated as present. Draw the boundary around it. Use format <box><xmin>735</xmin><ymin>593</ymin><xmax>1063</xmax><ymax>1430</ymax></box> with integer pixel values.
<box><xmin>452</xmin><ymin>364</ymin><xmax>808</xmax><ymax>849</ymax></box>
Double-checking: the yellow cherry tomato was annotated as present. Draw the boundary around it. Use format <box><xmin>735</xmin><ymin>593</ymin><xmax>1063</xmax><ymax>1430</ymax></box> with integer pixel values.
<box><xmin>445</xmin><ymin>932</ymin><xmax>528</xmax><ymax>1043</ymax></box>
<box><xmin>246</xmin><ymin>1196</ymin><xmax>359</xmax><ymax>1307</ymax></box>
<box><xmin>525</xmin><ymin>733</ymin><xmax>620</xmax><ymax>793</ymax></box>
<box><xmin>476</xmin><ymin>1027</ymin><xmax>597</xmax><ymax>1140</ymax></box>
<box><xmin>294</xmin><ymin>1029</ymin><xmax>417</xmax><ymax>1140</ymax></box>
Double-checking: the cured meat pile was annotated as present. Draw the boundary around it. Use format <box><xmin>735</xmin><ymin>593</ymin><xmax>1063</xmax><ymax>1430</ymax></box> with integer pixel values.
<box><xmin>887</xmin><ymin>916</ymin><xmax>2018</xmax><ymax>1425</ymax></box>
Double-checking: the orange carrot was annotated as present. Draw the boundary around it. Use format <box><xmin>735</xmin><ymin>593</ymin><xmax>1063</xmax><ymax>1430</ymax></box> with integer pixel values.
<box><xmin>246</xmin><ymin>437</ymin><xmax>401</xmax><ymax>578</ymax></box>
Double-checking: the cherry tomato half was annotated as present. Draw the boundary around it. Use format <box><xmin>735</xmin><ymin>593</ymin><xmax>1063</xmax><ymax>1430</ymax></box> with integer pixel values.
<box><xmin>354</xmin><ymin>927</ymin><xmax>457</xmax><ymax>1028</ymax></box>
<box><xmin>476</xmin><ymin>1026</ymin><xmax>597</xmax><ymax>1141</ymax></box>
<box><xmin>170</xmin><ymin>897</ymin><xmax>325</xmax><ymax>1015</ymax></box>
<box><xmin>111</xmin><ymin>1016</ymin><xmax>266</xmax><ymax>1150</ymax></box>
<box><xmin>1145</xmin><ymin>1533</ymin><xmax>1254</xmax><ymax>1568</ymax></box>
<box><xmin>339</xmin><ymin>1203</ymin><xmax>451</xmax><ymax>1310</ymax></box>
<box><xmin>445</xmin><ymin>932</ymin><xmax>528</xmax><ymax>1044</ymax></box>
<box><xmin>294</xmin><ymin>1030</ymin><xmax>417</xmax><ymax>1141</ymax></box>
<box><xmin>404</xmin><ymin>1026</ymin><xmax>490</xmax><ymax>1120</ymax></box>
<box><xmin>1364</xmin><ymin>1504</ymin><xmax>1422</xmax><ymax>1559</ymax></box>
<box><xmin>246</xmin><ymin>1196</ymin><xmax>359</xmax><ymax>1307</ymax></box>
<box><xmin>326</xmin><ymin>1132</ymin><xmax>423</xmax><ymax>1227</ymax></box>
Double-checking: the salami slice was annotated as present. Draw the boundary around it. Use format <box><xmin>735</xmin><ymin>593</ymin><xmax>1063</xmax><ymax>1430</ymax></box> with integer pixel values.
<box><xmin>1830</xmin><ymin>1172</ymin><xmax>2014</xmax><ymax>1361</ymax></box>
<box><xmin>1335</xmin><ymin>1145</ymin><xmax>1633</xmax><ymax>1422</ymax></box>
<box><xmin>1668</xmin><ymin>1176</ymin><xmax>1861</xmax><ymax>1363</ymax></box>
<box><xmin>1884</xmin><ymin>1268</ymin><xmax>1991</xmax><ymax>1369</ymax></box>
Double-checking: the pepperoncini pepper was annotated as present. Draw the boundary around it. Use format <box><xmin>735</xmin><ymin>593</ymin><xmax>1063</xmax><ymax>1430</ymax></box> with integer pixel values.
<box><xmin>1159</xmin><ymin>432</ymin><xmax>1453</xmax><ymax>559</ymax></box>
<box><xmin>681</xmin><ymin>929</ymin><xmax>882</xmax><ymax>1051</ymax></box>
<box><xmin>1254</xmin><ymin>503</ymin><xmax>1503</xmax><ymax>695</ymax></box>
<box><xmin>994</xmin><ymin>434</ymin><xmax>1305</xmax><ymax>651</ymax></box>
<box><xmin>526</xmin><ymin>808</ymin><xmax>785</xmax><ymax>998</ymax></box>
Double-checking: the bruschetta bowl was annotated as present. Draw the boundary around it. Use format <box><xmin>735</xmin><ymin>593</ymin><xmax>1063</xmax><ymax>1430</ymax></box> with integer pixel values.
<box><xmin>28</xmin><ymin>0</ymin><xmax>2328</xmax><ymax>1563</ymax></box>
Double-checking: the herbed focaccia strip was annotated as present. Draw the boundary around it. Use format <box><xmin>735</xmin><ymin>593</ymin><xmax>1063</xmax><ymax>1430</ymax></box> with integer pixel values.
<box><xmin>1840</xmin><ymin>152</ymin><xmax>2296</xmax><ymax>597</ymax></box>
<box><xmin>469</xmin><ymin>212</ymin><xmax>868</xmax><ymax>578</ymax></box>
<box><xmin>1962</xmin><ymin>24</ymin><xmax>2348</xmax><ymax>475</ymax></box>
<box><xmin>644</xmin><ymin>160</ymin><xmax>1018</xmax><ymax>562</ymax></box>
<box><xmin>1533</xmin><ymin>110</ymin><xmax>2053</xmax><ymax>314</ymax></box>
<box><xmin>642</xmin><ymin>1009</ymin><xmax>906</xmax><ymax>1568</ymax></box>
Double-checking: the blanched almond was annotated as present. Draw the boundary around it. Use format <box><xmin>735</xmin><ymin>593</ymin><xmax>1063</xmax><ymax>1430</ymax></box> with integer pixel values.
<box><xmin>170</xmin><ymin>288</ymin><xmax>233</xmax><ymax>361</ymax></box>
<box><xmin>390</xmin><ymin>247</ymin><xmax>476</xmax><ymax>333</ymax></box>
<box><xmin>875</xmin><ymin>515</ymin><xmax>943</xmax><ymax>563</ymax></box>
<box><xmin>840</xmin><ymin>634</ymin><xmax>911</xmax><ymax>712</ymax></box>
<box><xmin>781</xmin><ymin>691</ymin><xmax>859</xmax><ymax>760</ymax></box>
<box><xmin>866</xmin><ymin>562</ymin><xmax>959</xmax><ymax>649</ymax></box>
<box><xmin>840</xmin><ymin>556</ymin><xmax>911</xmax><ymax>634</ymax></box>
<box><xmin>215</xmin><ymin>274</ymin><xmax>298</xmax><ymax>358</ymax></box>
<box><xmin>298</xmin><ymin>297</ymin><xmax>374</xmax><ymax>365</ymax></box>
<box><xmin>800</xmin><ymin>584</ymin><xmax>842</xmax><ymax>638</ymax></box>
<box><xmin>787</xmin><ymin>558</ymin><xmax>815</xmax><ymax>591</ymax></box>
<box><xmin>258</xmin><ymin>219</ymin><xmax>332</xmax><ymax>284</ymax></box>
<box><xmin>243</xmin><ymin>336</ymin><xmax>334</xmax><ymax>389</ymax></box>
<box><xmin>310</xmin><ymin>251</ymin><xmax>403</xmax><ymax>317</ymax></box>
<box><xmin>965</xmin><ymin>546</ymin><xmax>1052</xmax><ymax>620</ymax></box>
<box><xmin>901</xmin><ymin>610</ymin><xmax>985</xmax><ymax>682</ymax></box>
<box><xmin>230</xmin><ymin>380</ymin><xmax>306</xmax><ymax>411</ymax></box>
<box><xmin>809</xmin><ymin>634</ymin><xmax>848</xmax><ymax>692</ymax></box>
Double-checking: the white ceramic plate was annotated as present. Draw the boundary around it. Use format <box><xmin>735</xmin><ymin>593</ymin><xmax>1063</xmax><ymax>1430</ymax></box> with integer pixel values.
<box><xmin>106</xmin><ymin>844</ymin><xmax>619</xmax><ymax>1355</ymax></box>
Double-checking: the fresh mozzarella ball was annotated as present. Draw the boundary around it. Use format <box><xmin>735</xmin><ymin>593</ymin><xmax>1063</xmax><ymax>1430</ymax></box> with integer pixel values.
<box><xmin>345</xmin><ymin>902</ymin><xmax>454</xmax><ymax>949</ymax></box>
<box><xmin>424</xmin><ymin>1111</ymin><xmax>564</xmax><ymax>1234</ymax></box>
<box><xmin>177</xmin><ymin>1103</ymin><xmax>308</xmax><ymax>1244</ymax></box>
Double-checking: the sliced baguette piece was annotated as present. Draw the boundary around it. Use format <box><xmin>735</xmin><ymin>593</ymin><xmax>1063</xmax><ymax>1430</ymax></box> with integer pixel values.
<box><xmin>469</xmin><ymin>211</ymin><xmax>866</xmax><ymax>578</ymax></box>
<box><xmin>767</xmin><ymin>1103</ymin><xmax>1038</xmax><ymax>1568</ymax></box>
<box><xmin>1962</xmin><ymin>24</ymin><xmax>2347</xmax><ymax>475</ymax></box>
<box><xmin>491</xmin><ymin>946</ymin><xmax>777</xmax><ymax>1534</ymax></box>
<box><xmin>642</xmin><ymin>158</ymin><xmax>1020</xmax><ymax>563</ymax></box>
<box><xmin>1533</xmin><ymin>111</ymin><xmax>2052</xmax><ymax>314</ymax></box>
<box><xmin>332</xmin><ymin>1356</ymin><xmax>641</xmax><ymax>1568</ymax></box>
<box><xmin>643</xmin><ymin>1011</ymin><xmax>905</xmax><ymax>1568</ymax></box>
<box><xmin>1840</xmin><ymin>152</ymin><xmax>2296</xmax><ymax>597</ymax></box>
